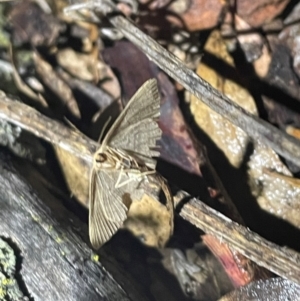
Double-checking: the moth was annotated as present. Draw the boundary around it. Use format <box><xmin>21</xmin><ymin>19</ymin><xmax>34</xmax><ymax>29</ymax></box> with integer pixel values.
<box><xmin>89</xmin><ymin>79</ymin><xmax>162</xmax><ymax>248</ymax></box>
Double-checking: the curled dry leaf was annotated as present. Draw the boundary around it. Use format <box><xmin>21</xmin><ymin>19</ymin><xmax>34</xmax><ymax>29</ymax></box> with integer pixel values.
<box><xmin>9</xmin><ymin>45</ymin><xmax>48</xmax><ymax>108</ymax></box>
<box><xmin>248</xmin><ymin>142</ymin><xmax>300</xmax><ymax>229</ymax></box>
<box><xmin>186</xmin><ymin>30</ymin><xmax>258</xmax><ymax>168</ymax></box>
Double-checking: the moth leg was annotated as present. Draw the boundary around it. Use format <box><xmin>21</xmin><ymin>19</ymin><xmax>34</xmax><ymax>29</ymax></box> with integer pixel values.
<box><xmin>114</xmin><ymin>165</ymin><xmax>142</xmax><ymax>188</ymax></box>
<box><xmin>115</xmin><ymin>170</ymin><xmax>156</xmax><ymax>188</ymax></box>
<box><xmin>115</xmin><ymin>167</ymin><xmax>125</xmax><ymax>188</ymax></box>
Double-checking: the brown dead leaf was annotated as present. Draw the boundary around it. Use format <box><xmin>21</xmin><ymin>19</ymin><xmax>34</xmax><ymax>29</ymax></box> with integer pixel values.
<box><xmin>56</xmin><ymin>48</ymin><xmax>99</xmax><ymax>82</ymax></box>
<box><xmin>125</xmin><ymin>193</ymin><xmax>173</xmax><ymax>248</ymax></box>
<box><xmin>55</xmin><ymin>146</ymin><xmax>91</xmax><ymax>206</ymax></box>
<box><xmin>158</xmin><ymin>72</ymin><xmax>200</xmax><ymax>175</ymax></box>
<box><xmin>236</xmin><ymin>0</ymin><xmax>290</xmax><ymax>28</ymax></box>
<box><xmin>168</xmin><ymin>0</ymin><xmax>225</xmax><ymax>31</ymax></box>
<box><xmin>248</xmin><ymin>142</ymin><xmax>300</xmax><ymax>229</ymax></box>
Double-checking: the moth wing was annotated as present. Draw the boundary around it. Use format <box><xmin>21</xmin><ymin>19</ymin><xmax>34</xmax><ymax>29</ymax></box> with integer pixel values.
<box><xmin>89</xmin><ymin>168</ymin><xmax>128</xmax><ymax>249</ymax></box>
<box><xmin>102</xmin><ymin>79</ymin><xmax>162</xmax><ymax>169</ymax></box>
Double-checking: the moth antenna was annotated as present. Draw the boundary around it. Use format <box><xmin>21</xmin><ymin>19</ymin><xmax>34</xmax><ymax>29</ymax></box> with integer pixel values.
<box><xmin>98</xmin><ymin>116</ymin><xmax>112</xmax><ymax>143</ymax></box>
<box><xmin>63</xmin><ymin>117</ymin><xmax>89</xmax><ymax>137</ymax></box>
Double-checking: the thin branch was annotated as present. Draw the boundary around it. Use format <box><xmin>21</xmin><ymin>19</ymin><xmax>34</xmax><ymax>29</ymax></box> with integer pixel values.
<box><xmin>65</xmin><ymin>1</ymin><xmax>300</xmax><ymax>167</ymax></box>
<box><xmin>0</xmin><ymin>92</ymin><xmax>97</xmax><ymax>163</ymax></box>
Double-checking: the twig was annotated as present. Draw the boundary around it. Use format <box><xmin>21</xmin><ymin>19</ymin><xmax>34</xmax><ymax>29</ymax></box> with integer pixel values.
<box><xmin>0</xmin><ymin>92</ymin><xmax>299</xmax><ymax>285</ymax></box>
<box><xmin>180</xmin><ymin>199</ymin><xmax>300</xmax><ymax>285</ymax></box>
<box><xmin>64</xmin><ymin>1</ymin><xmax>300</xmax><ymax>167</ymax></box>
<box><xmin>0</xmin><ymin>91</ymin><xmax>97</xmax><ymax>163</ymax></box>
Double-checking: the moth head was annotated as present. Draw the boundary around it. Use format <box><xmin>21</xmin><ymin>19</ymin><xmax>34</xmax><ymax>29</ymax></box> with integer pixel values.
<box><xmin>94</xmin><ymin>152</ymin><xmax>116</xmax><ymax>169</ymax></box>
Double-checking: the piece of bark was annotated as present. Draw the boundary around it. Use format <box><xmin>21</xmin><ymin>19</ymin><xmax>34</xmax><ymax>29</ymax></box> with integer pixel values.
<box><xmin>0</xmin><ymin>151</ymin><xmax>151</xmax><ymax>301</ymax></box>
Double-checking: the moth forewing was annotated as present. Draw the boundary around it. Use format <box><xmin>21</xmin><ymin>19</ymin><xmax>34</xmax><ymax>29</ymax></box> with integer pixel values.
<box><xmin>89</xmin><ymin>79</ymin><xmax>162</xmax><ymax>248</ymax></box>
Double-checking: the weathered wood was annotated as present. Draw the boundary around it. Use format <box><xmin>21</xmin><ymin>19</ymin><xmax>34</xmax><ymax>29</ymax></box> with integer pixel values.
<box><xmin>0</xmin><ymin>151</ymin><xmax>150</xmax><ymax>301</ymax></box>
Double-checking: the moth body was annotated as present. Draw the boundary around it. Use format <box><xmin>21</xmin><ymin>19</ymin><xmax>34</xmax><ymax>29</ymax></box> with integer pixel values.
<box><xmin>94</xmin><ymin>146</ymin><xmax>139</xmax><ymax>171</ymax></box>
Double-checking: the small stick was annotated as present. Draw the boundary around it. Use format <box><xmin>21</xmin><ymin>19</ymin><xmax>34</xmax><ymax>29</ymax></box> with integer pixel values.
<box><xmin>0</xmin><ymin>92</ymin><xmax>97</xmax><ymax>163</ymax></box>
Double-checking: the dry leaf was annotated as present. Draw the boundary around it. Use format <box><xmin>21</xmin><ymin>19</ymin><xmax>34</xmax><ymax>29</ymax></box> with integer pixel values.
<box><xmin>236</xmin><ymin>0</ymin><xmax>290</xmax><ymax>28</ymax></box>
<box><xmin>168</xmin><ymin>0</ymin><xmax>225</xmax><ymax>31</ymax></box>
<box><xmin>125</xmin><ymin>193</ymin><xmax>173</xmax><ymax>248</ymax></box>
<box><xmin>56</xmin><ymin>48</ymin><xmax>99</xmax><ymax>82</ymax></box>
<box><xmin>248</xmin><ymin>142</ymin><xmax>300</xmax><ymax>229</ymax></box>
<box><xmin>186</xmin><ymin>30</ymin><xmax>257</xmax><ymax>168</ymax></box>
